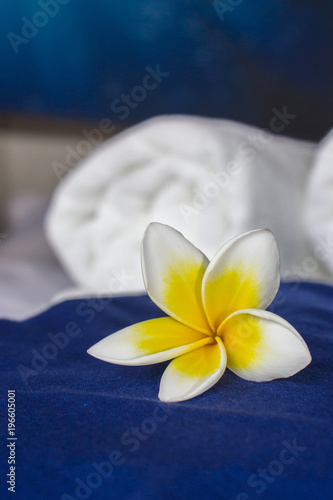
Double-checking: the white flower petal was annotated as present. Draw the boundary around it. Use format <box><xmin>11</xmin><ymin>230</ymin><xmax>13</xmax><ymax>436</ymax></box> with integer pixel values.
<box><xmin>202</xmin><ymin>229</ymin><xmax>280</xmax><ymax>331</ymax></box>
<box><xmin>87</xmin><ymin>317</ymin><xmax>210</xmax><ymax>366</ymax></box>
<box><xmin>158</xmin><ymin>337</ymin><xmax>227</xmax><ymax>402</ymax></box>
<box><xmin>219</xmin><ymin>309</ymin><xmax>311</xmax><ymax>382</ymax></box>
<box><xmin>141</xmin><ymin>223</ymin><xmax>212</xmax><ymax>335</ymax></box>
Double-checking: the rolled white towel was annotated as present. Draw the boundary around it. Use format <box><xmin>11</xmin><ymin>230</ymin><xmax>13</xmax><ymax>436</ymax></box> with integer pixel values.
<box><xmin>45</xmin><ymin>114</ymin><xmax>327</xmax><ymax>296</ymax></box>
<box><xmin>305</xmin><ymin>129</ymin><xmax>333</xmax><ymax>275</ymax></box>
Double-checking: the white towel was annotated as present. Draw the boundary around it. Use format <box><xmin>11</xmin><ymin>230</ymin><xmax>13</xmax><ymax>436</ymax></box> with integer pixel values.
<box><xmin>305</xmin><ymin>129</ymin><xmax>333</xmax><ymax>276</ymax></box>
<box><xmin>45</xmin><ymin>114</ymin><xmax>332</xmax><ymax>296</ymax></box>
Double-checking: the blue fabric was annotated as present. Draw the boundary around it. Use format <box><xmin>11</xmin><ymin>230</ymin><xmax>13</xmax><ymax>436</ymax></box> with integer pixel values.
<box><xmin>1</xmin><ymin>282</ymin><xmax>332</xmax><ymax>499</ymax></box>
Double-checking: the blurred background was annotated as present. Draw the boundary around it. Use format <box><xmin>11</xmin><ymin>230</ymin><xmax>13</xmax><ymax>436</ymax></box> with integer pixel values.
<box><xmin>1</xmin><ymin>0</ymin><xmax>333</xmax><ymax>226</ymax></box>
<box><xmin>0</xmin><ymin>0</ymin><xmax>332</xmax><ymax>319</ymax></box>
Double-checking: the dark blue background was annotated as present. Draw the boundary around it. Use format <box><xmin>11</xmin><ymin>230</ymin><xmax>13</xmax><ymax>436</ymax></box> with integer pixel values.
<box><xmin>1</xmin><ymin>282</ymin><xmax>332</xmax><ymax>499</ymax></box>
<box><xmin>0</xmin><ymin>1</ymin><xmax>333</xmax><ymax>140</ymax></box>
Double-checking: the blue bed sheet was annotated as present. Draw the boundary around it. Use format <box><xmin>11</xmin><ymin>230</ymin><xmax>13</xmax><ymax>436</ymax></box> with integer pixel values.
<box><xmin>1</xmin><ymin>282</ymin><xmax>332</xmax><ymax>499</ymax></box>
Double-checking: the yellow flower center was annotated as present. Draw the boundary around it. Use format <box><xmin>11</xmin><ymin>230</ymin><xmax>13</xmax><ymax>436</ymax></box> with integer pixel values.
<box><xmin>218</xmin><ymin>313</ymin><xmax>262</xmax><ymax>370</ymax></box>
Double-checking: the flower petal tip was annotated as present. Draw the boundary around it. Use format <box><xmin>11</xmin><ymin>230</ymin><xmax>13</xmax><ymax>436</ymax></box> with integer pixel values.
<box><xmin>157</xmin><ymin>393</ymin><xmax>172</xmax><ymax>404</ymax></box>
<box><xmin>296</xmin><ymin>347</ymin><xmax>312</xmax><ymax>372</ymax></box>
<box><xmin>157</xmin><ymin>389</ymin><xmax>189</xmax><ymax>404</ymax></box>
<box><xmin>87</xmin><ymin>345</ymin><xmax>98</xmax><ymax>358</ymax></box>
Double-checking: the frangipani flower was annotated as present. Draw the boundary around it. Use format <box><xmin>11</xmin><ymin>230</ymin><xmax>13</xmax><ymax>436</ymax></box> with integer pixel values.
<box><xmin>88</xmin><ymin>224</ymin><xmax>311</xmax><ymax>402</ymax></box>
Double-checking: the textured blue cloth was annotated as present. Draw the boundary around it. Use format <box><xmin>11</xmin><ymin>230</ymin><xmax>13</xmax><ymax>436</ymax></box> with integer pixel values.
<box><xmin>1</xmin><ymin>282</ymin><xmax>332</xmax><ymax>499</ymax></box>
